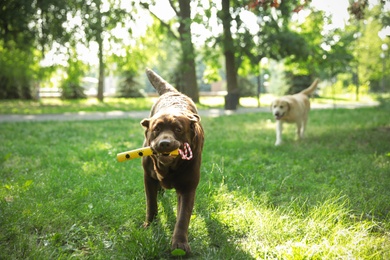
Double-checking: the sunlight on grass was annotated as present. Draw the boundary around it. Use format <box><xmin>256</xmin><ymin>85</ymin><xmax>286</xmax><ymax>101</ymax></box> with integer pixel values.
<box><xmin>201</xmin><ymin>184</ymin><xmax>389</xmax><ymax>259</ymax></box>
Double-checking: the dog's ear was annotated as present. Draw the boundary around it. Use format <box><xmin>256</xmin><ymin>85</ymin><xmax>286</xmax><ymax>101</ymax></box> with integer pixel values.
<box><xmin>285</xmin><ymin>101</ymin><xmax>291</xmax><ymax>111</ymax></box>
<box><xmin>188</xmin><ymin>114</ymin><xmax>201</xmax><ymax>123</ymax></box>
<box><xmin>188</xmin><ymin>114</ymin><xmax>204</xmax><ymax>150</ymax></box>
<box><xmin>189</xmin><ymin>114</ymin><xmax>201</xmax><ymax>133</ymax></box>
<box><xmin>270</xmin><ymin>101</ymin><xmax>274</xmax><ymax>111</ymax></box>
<box><xmin>140</xmin><ymin>118</ymin><xmax>150</xmax><ymax>129</ymax></box>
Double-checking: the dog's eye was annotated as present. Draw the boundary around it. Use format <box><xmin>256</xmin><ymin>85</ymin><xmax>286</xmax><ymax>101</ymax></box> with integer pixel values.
<box><xmin>175</xmin><ymin>127</ymin><xmax>182</xmax><ymax>133</ymax></box>
<box><xmin>153</xmin><ymin>126</ymin><xmax>160</xmax><ymax>132</ymax></box>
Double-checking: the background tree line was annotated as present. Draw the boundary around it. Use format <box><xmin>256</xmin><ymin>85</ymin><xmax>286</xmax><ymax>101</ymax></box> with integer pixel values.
<box><xmin>0</xmin><ymin>0</ymin><xmax>389</xmax><ymax>109</ymax></box>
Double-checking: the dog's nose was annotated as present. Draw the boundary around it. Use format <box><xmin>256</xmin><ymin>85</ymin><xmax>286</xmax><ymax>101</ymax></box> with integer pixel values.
<box><xmin>158</xmin><ymin>139</ymin><xmax>172</xmax><ymax>150</ymax></box>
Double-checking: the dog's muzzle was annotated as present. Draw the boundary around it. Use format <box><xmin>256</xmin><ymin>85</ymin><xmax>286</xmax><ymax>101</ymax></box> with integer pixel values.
<box><xmin>274</xmin><ymin>111</ymin><xmax>284</xmax><ymax>120</ymax></box>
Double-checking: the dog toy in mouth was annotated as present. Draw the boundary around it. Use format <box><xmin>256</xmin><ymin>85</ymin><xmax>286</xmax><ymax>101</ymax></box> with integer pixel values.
<box><xmin>117</xmin><ymin>147</ymin><xmax>179</xmax><ymax>162</ymax></box>
<box><xmin>178</xmin><ymin>142</ymin><xmax>193</xmax><ymax>160</ymax></box>
<box><xmin>117</xmin><ymin>143</ymin><xmax>193</xmax><ymax>162</ymax></box>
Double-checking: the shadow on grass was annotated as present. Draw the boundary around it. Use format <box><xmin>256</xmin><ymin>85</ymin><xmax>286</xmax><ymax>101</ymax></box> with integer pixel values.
<box><xmin>146</xmin><ymin>189</ymin><xmax>255</xmax><ymax>259</ymax></box>
<box><xmin>193</xmin><ymin>201</ymin><xmax>255</xmax><ymax>259</ymax></box>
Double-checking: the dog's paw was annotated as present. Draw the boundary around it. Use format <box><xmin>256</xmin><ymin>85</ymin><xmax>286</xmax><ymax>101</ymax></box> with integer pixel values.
<box><xmin>171</xmin><ymin>241</ymin><xmax>191</xmax><ymax>255</ymax></box>
<box><xmin>142</xmin><ymin>221</ymin><xmax>151</xmax><ymax>228</ymax></box>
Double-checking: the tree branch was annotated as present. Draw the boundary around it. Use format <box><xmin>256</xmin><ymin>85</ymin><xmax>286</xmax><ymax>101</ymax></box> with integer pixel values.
<box><xmin>168</xmin><ymin>0</ymin><xmax>179</xmax><ymax>17</ymax></box>
<box><xmin>139</xmin><ymin>2</ymin><xmax>179</xmax><ymax>40</ymax></box>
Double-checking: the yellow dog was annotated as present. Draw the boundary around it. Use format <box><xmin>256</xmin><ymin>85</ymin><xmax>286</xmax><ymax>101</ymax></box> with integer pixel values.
<box><xmin>271</xmin><ymin>79</ymin><xmax>319</xmax><ymax>146</ymax></box>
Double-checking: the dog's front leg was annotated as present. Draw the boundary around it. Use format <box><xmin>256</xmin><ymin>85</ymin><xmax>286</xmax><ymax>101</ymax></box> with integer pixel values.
<box><xmin>143</xmin><ymin>172</ymin><xmax>159</xmax><ymax>227</ymax></box>
<box><xmin>171</xmin><ymin>190</ymin><xmax>195</xmax><ymax>253</ymax></box>
<box><xmin>296</xmin><ymin>120</ymin><xmax>305</xmax><ymax>140</ymax></box>
<box><xmin>275</xmin><ymin>120</ymin><xmax>283</xmax><ymax>146</ymax></box>
<box><xmin>296</xmin><ymin>122</ymin><xmax>302</xmax><ymax>140</ymax></box>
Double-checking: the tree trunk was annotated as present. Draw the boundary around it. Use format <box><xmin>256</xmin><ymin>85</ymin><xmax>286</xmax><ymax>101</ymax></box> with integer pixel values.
<box><xmin>177</xmin><ymin>0</ymin><xmax>199</xmax><ymax>102</ymax></box>
<box><xmin>97</xmin><ymin>36</ymin><xmax>104</xmax><ymax>102</ymax></box>
<box><xmin>221</xmin><ymin>0</ymin><xmax>239</xmax><ymax>110</ymax></box>
<box><xmin>96</xmin><ymin>3</ymin><xmax>104</xmax><ymax>102</ymax></box>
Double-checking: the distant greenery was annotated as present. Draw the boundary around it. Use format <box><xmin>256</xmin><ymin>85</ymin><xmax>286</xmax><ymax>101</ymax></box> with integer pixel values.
<box><xmin>0</xmin><ymin>94</ymin><xmax>379</xmax><ymax>115</ymax></box>
<box><xmin>1</xmin><ymin>100</ymin><xmax>389</xmax><ymax>259</ymax></box>
<box><xmin>0</xmin><ymin>98</ymin><xmax>156</xmax><ymax>115</ymax></box>
<box><xmin>1</xmin><ymin>0</ymin><xmax>389</xmax><ymax>102</ymax></box>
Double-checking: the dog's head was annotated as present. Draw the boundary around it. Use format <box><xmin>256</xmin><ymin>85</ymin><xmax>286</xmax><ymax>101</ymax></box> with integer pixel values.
<box><xmin>271</xmin><ymin>99</ymin><xmax>290</xmax><ymax>120</ymax></box>
<box><xmin>141</xmin><ymin>108</ymin><xmax>203</xmax><ymax>166</ymax></box>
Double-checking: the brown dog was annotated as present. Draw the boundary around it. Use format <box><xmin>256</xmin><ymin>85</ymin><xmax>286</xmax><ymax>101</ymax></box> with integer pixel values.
<box><xmin>140</xmin><ymin>69</ymin><xmax>204</xmax><ymax>254</ymax></box>
<box><xmin>271</xmin><ymin>79</ymin><xmax>319</xmax><ymax>146</ymax></box>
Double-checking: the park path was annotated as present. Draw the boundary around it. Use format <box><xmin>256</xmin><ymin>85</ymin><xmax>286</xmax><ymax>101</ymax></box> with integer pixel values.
<box><xmin>0</xmin><ymin>101</ymin><xmax>379</xmax><ymax>123</ymax></box>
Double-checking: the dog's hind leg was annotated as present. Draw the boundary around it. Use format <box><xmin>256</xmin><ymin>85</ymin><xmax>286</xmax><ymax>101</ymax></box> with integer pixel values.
<box><xmin>297</xmin><ymin>117</ymin><xmax>308</xmax><ymax>140</ymax></box>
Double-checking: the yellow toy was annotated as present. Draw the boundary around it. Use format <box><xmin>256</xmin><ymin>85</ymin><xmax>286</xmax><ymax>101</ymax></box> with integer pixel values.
<box><xmin>117</xmin><ymin>147</ymin><xmax>179</xmax><ymax>162</ymax></box>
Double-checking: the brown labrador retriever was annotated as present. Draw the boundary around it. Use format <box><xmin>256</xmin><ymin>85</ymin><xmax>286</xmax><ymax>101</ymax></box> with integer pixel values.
<box><xmin>140</xmin><ymin>69</ymin><xmax>204</xmax><ymax>254</ymax></box>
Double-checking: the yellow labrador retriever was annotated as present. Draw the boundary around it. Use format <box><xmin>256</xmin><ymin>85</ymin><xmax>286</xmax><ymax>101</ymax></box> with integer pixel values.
<box><xmin>271</xmin><ymin>79</ymin><xmax>319</xmax><ymax>146</ymax></box>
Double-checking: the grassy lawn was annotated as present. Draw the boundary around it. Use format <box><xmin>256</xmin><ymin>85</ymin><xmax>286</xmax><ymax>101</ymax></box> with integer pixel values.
<box><xmin>1</xmin><ymin>100</ymin><xmax>389</xmax><ymax>259</ymax></box>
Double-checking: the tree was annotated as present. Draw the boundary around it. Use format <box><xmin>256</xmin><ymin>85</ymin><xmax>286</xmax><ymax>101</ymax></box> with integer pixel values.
<box><xmin>111</xmin><ymin>20</ymin><xmax>165</xmax><ymax>98</ymax></box>
<box><xmin>282</xmin><ymin>8</ymin><xmax>356</xmax><ymax>93</ymax></box>
<box><xmin>350</xmin><ymin>4</ymin><xmax>390</xmax><ymax>93</ymax></box>
<box><xmin>71</xmin><ymin>0</ymin><xmax>129</xmax><ymax>102</ymax></box>
<box><xmin>0</xmin><ymin>0</ymin><xmax>69</xmax><ymax>99</ymax></box>
<box><xmin>220</xmin><ymin>0</ymin><xmax>239</xmax><ymax>109</ymax></box>
<box><xmin>140</xmin><ymin>0</ymin><xmax>200</xmax><ymax>102</ymax></box>
<box><xmin>60</xmin><ymin>48</ymin><xmax>87</xmax><ymax>99</ymax></box>
<box><xmin>203</xmin><ymin>0</ymin><xmax>309</xmax><ymax>109</ymax></box>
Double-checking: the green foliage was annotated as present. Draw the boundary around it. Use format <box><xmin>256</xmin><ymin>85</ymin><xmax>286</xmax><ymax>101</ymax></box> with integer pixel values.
<box><xmin>0</xmin><ymin>101</ymin><xmax>389</xmax><ymax>258</ymax></box>
<box><xmin>351</xmin><ymin>5</ymin><xmax>390</xmax><ymax>89</ymax></box>
<box><xmin>0</xmin><ymin>0</ymin><xmax>73</xmax><ymax>99</ymax></box>
<box><xmin>266</xmin><ymin>60</ymin><xmax>290</xmax><ymax>95</ymax></box>
<box><xmin>0</xmin><ymin>42</ymin><xmax>39</xmax><ymax>99</ymax></box>
<box><xmin>0</xmin><ymin>0</ymin><xmax>389</xmax><ymax>103</ymax></box>
<box><xmin>202</xmin><ymin>0</ymin><xmax>312</xmax><ymax>102</ymax></box>
<box><xmin>237</xmin><ymin>76</ymin><xmax>257</xmax><ymax>97</ymax></box>
<box><xmin>116</xmin><ymin>71</ymin><xmax>145</xmax><ymax>98</ymax></box>
<box><xmin>284</xmin><ymin>74</ymin><xmax>315</xmax><ymax>94</ymax></box>
<box><xmin>60</xmin><ymin>51</ymin><xmax>87</xmax><ymax>99</ymax></box>
<box><xmin>0</xmin><ymin>1</ymin><xmax>38</xmax><ymax>49</ymax></box>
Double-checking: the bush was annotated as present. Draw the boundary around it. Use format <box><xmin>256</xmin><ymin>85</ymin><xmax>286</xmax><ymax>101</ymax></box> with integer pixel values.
<box><xmin>0</xmin><ymin>44</ymin><xmax>37</xmax><ymax>100</ymax></box>
<box><xmin>117</xmin><ymin>71</ymin><xmax>145</xmax><ymax>98</ymax></box>
<box><xmin>60</xmin><ymin>82</ymin><xmax>87</xmax><ymax>99</ymax></box>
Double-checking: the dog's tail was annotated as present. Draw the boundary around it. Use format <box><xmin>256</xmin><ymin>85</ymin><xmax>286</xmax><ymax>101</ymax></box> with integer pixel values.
<box><xmin>299</xmin><ymin>78</ymin><xmax>319</xmax><ymax>96</ymax></box>
<box><xmin>146</xmin><ymin>68</ymin><xmax>178</xmax><ymax>95</ymax></box>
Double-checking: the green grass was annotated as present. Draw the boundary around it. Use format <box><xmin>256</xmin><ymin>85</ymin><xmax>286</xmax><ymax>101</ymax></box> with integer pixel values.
<box><xmin>1</xmin><ymin>100</ymin><xmax>389</xmax><ymax>259</ymax></box>
<box><xmin>0</xmin><ymin>97</ymin><xmax>157</xmax><ymax>115</ymax></box>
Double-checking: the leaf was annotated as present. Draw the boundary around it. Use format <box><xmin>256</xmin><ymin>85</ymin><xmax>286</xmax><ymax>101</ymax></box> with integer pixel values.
<box><xmin>23</xmin><ymin>180</ymin><xmax>33</xmax><ymax>190</ymax></box>
<box><xmin>171</xmin><ymin>248</ymin><xmax>186</xmax><ymax>256</ymax></box>
<box><xmin>3</xmin><ymin>153</ymin><xmax>11</xmax><ymax>161</ymax></box>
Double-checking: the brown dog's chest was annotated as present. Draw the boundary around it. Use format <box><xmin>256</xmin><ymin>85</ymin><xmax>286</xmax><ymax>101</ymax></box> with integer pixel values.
<box><xmin>146</xmin><ymin>155</ymin><xmax>200</xmax><ymax>191</ymax></box>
